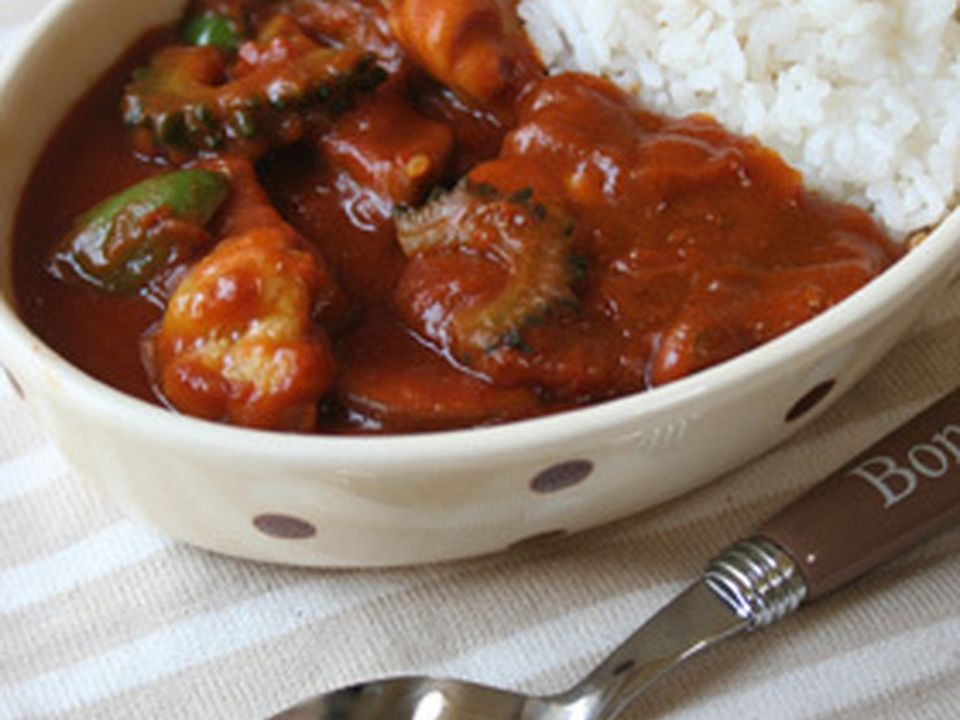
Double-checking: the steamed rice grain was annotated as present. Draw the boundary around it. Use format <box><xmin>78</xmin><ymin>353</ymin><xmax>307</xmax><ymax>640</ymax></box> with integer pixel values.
<box><xmin>519</xmin><ymin>0</ymin><xmax>960</xmax><ymax>236</ymax></box>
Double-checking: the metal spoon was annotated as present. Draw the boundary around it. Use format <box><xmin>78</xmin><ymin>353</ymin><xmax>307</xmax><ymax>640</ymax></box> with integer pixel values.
<box><xmin>273</xmin><ymin>387</ymin><xmax>960</xmax><ymax>720</ymax></box>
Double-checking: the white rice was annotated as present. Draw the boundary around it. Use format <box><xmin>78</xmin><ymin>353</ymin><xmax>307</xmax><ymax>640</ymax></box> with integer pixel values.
<box><xmin>519</xmin><ymin>0</ymin><xmax>960</xmax><ymax>236</ymax></box>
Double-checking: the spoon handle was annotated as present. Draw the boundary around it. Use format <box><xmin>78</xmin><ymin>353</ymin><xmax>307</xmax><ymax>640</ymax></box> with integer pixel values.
<box><xmin>755</xmin><ymin>386</ymin><xmax>960</xmax><ymax>602</ymax></box>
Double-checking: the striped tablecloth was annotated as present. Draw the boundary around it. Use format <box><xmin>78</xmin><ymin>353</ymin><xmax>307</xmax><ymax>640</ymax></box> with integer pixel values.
<box><xmin>1</xmin><ymin>3</ymin><xmax>958</xmax><ymax>718</ymax></box>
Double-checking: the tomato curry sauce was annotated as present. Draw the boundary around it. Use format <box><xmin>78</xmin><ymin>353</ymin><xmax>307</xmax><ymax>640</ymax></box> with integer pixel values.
<box><xmin>13</xmin><ymin>0</ymin><xmax>902</xmax><ymax>434</ymax></box>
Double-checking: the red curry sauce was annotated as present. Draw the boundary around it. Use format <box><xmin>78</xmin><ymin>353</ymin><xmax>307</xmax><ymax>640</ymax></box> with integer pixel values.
<box><xmin>13</xmin><ymin>0</ymin><xmax>902</xmax><ymax>434</ymax></box>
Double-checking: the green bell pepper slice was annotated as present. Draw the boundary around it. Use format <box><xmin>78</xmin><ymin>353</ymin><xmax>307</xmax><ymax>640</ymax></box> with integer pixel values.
<box><xmin>181</xmin><ymin>13</ymin><xmax>243</xmax><ymax>52</ymax></box>
<box><xmin>49</xmin><ymin>169</ymin><xmax>229</xmax><ymax>295</ymax></box>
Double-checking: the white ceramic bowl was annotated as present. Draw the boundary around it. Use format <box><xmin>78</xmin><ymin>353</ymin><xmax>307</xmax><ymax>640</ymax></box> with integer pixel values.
<box><xmin>2</xmin><ymin>0</ymin><xmax>959</xmax><ymax>567</ymax></box>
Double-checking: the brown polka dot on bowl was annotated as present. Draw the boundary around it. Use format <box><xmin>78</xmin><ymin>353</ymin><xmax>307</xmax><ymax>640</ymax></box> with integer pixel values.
<box><xmin>531</xmin><ymin>459</ymin><xmax>594</xmax><ymax>494</ymax></box>
<box><xmin>253</xmin><ymin>514</ymin><xmax>317</xmax><ymax>540</ymax></box>
<box><xmin>2</xmin><ymin>368</ymin><xmax>25</xmax><ymax>400</ymax></box>
<box><xmin>786</xmin><ymin>380</ymin><xmax>837</xmax><ymax>423</ymax></box>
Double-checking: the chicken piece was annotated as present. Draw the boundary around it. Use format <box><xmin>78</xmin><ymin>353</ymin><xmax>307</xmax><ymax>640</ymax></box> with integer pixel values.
<box><xmin>321</xmin><ymin>91</ymin><xmax>455</xmax><ymax>206</ymax></box>
<box><xmin>387</xmin><ymin>0</ymin><xmax>542</xmax><ymax>107</ymax></box>
<box><xmin>198</xmin><ymin>154</ymin><xmax>350</xmax><ymax>319</ymax></box>
<box><xmin>153</xmin><ymin>225</ymin><xmax>336</xmax><ymax>431</ymax></box>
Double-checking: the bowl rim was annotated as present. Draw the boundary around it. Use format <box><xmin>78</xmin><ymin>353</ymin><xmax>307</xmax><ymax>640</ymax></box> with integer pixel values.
<box><xmin>1</xmin><ymin>0</ymin><xmax>958</xmax><ymax>471</ymax></box>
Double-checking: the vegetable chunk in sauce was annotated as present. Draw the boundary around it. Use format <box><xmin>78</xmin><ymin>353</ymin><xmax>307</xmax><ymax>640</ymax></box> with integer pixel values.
<box><xmin>13</xmin><ymin>0</ymin><xmax>901</xmax><ymax>434</ymax></box>
<box><xmin>396</xmin><ymin>73</ymin><xmax>896</xmax><ymax>398</ymax></box>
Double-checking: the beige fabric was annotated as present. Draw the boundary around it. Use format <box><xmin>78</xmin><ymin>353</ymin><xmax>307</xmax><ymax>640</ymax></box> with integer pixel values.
<box><xmin>1</xmin><ymin>4</ymin><xmax>958</xmax><ymax>718</ymax></box>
